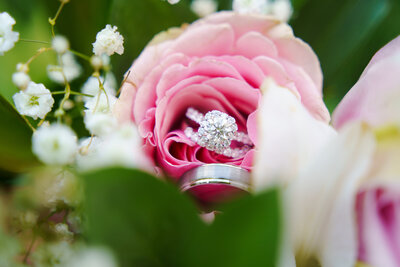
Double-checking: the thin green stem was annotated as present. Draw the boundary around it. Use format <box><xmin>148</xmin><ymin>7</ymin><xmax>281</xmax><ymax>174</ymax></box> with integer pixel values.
<box><xmin>23</xmin><ymin>232</ymin><xmax>37</xmax><ymax>264</ymax></box>
<box><xmin>52</xmin><ymin>90</ymin><xmax>93</xmax><ymax>97</ymax></box>
<box><xmin>22</xmin><ymin>116</ymin><xmax>36</xmax><ymax>132</ymax></box>
<box><xmin>49</xmin><ymin>1</ymin><xmax>67</xmax><ymax>37</ymax></box>
<box><xmin>25</xmin><ymin>47</ymin><xmax>52</xmax><ymax>66</ymax></box>
<box><xmin>19</xmin><ymin>39</ymin><xmax>50</xmax><ymax>45</ymax></box>
<box><xmin>69</xmin><ymin>49</ymin><xmax>91</xmax><ymax>62</ymax></box>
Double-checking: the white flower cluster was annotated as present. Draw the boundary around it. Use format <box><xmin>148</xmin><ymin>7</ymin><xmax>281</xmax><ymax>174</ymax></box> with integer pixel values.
<box><xmin>77</xmin><ymin>123</ymin><xmax>150</xmax><ymax>171</ymax></box>
<box><xmin>92</xmin><ymin>25</ymin><xmax>124</xmax><ymax>56</ymax></box>
<box><xmin>0</xmin><ymin>12</ymin><xmax>19</xmax><ymax>55</ymax></box>
<box><xmin>47</xmin><ymin>52</ymin><xmax>82</xmax><ymax>84</ymax></box>
<box><xmin>233</xmin><ymin>0</ymin><xmax>293</xmax><ymax>22</ymax></box>
<box><xmin>13</xmin><ymin>82</ymin><xmax>54</xmax><ymax>120</ymax></box>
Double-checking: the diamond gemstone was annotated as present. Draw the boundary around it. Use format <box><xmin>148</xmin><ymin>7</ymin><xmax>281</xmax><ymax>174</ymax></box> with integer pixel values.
<box><xmin>196</xmin><ymin>110</ymin><xmax>238</xmax><ymax>154</ymax></box>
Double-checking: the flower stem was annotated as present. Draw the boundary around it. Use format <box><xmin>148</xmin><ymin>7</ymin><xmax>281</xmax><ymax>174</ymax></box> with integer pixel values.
<box><xmin>19</xmin><ymin>39</ymin><xmax>50</xmax><ymax>45</ymax></box>
<box><xmin>22</xmin><ymin>116</ymin><xmax>36</xmax><ymax>132</ymax></box>
<box><xmin>52</xmin><ymin>90</ymin><xmax>94</xmax><ymax>97</ymax></box>
<box><xmin>25</xmin><ymin>47</ymin><xmax>52</xmax><ymax>67</ymax></box>
<box><xmin>69</xmin><ymin>49</ymin><xmax>91</xmax><ymax>62</ymax></box>
<box><xmin>49</xmin><ymin>0</ymin><xmax>68</xmax><ymax>37</ymax></box>
<box><xmin>23</xmin><ymin>231</ymin><xmax>37</xmax><ymax>264</ymax></box>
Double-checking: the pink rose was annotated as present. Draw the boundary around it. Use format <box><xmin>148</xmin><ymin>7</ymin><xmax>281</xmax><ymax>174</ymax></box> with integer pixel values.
<box><xmin>115</xmin><ymin>11</ymin><xmax>330</xmax><ymax>179</ymax></box>
<box><xmin>333</xmin><ymin>36</ymin><xmax>400</xmax><ymax>129</ymax></box>
<box><xmin>356</xmin><ymin>187</ymin><xmax>400</xmax><ymax>267</ymax></box>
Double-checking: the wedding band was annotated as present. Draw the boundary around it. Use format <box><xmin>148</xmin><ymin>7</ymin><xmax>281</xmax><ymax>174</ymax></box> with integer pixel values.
<box><xmin>180</xmin><ymin>163</ymin><xmax>251</xmax><ymax>192</ymax></box>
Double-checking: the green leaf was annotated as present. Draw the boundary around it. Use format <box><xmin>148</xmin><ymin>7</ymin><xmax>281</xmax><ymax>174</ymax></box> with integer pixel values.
<box><xmin>83</xmin><ymin>168</ymin><xmax>206</xmax><ymax>267</ymax></box>
<box><xmin>193</xmin><ymin>189</ymin><xmax>281</xmax><ymax>267</ymax></box>
<box><xmin>0</xmin><ymin>95</ymin><xmax>38</xmax><ymax>173</ymax></box>
<box><xmin>291</xmin><ymin>0</ymin><xmax>394</xmax><ymax>111</ymax></box>
<box><xmin>83</xmin><ymin>168</ymin><xmax>281</xmax><ymax>267</ymax></box>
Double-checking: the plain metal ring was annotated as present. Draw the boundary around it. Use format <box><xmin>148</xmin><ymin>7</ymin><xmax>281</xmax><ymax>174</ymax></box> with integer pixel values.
<box><xmin>179</xmin><ymin>163</ymin><xmax>251</xmax><ymax>192</ymax></box>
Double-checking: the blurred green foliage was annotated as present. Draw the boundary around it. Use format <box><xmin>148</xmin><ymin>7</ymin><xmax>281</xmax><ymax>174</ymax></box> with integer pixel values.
<box><xmin>83</xmin><ymin>168</ymin><xmax>281</xmax><ymax>267</ymax></box>
<box><xmin>0</xmin><ymin>95</ymin><xmax>38</xmax><ymax>174</ymax></box>
<box><xmin>291</xmin><ymin>0</ymin><xmax>400</xmax><ymax>111</ymax></box>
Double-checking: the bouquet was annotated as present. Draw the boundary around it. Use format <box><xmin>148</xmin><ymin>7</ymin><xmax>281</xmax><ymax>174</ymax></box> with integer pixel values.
<box><xmin>0</xmin><ymin>0</ymin><xmax>399</xmax><ymax>266</ymax></box>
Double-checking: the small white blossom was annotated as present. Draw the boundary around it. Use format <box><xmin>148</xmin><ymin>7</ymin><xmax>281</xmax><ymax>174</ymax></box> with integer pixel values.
<box><xmin>16</xmin><ymin>62</ymin><xmax>28</xmax><ymax>73</ymax></box>
<box><xmin>47</xmin><ymin>52</ymin><xmax>82</xmax><ymax>84</ymax></box>
<box><xmin>81</xmin><ymin>74</ymin><xmax>117</xmax><ymax>102</ymax></box>
<box><xmin>233</xmin><ymin>0</ymin><xmax>293</xmax><ymax>21</ymax></box>
<box><xmin>166</xmin><ymin>0</ymin><xmax>180</xmax><ymax>4</ymax></box>
<box><xmin>77</xmin><ymin>124</ymin><xmax>150</xmax><ymax>171</ymax></box>
<box><xmin>12</xmin><ymin>71</ymin><xmax>30</xmax><ymax>89</ymax></box>
<box><xmin>62</xmin><ymin>99</ymin><xmax>74</xmax><ymax>110</ymax></box>
<box><xmin>84</xmin><ymin>93</ymin><xmax>117</xmax><ymax>136</ymax></box>
<box><xmin>0</xmin><ymin>12</ymin><xmax>19</xmax><ymax>55</ymax></box>
<box><xmin>90</xmin><ymin>54</ymin><xmax>111</xmax><ymax>70</ymax></box>
<box><xmin>13</xmin><ymin>82</ymin><xmax>54</xmax><ymax>119</ymax></box>
<box><xmin>64</xmin><ymin>247</ymin><xmax>118</xmax><ymax>267</ymax></box>
<box><xmin>92</xmin><ymin>25</ymin><xmax>124</xmax><ymax>56</ymax></box>
<box><xmin>52</xmin><ymin>35</ymin><xmax>70</xmax><ymax>54</ymax></box>
<box><xmin>32</xmin><ymin>241</ymin><xmax>75</xmax><ymax>267</ymax></box>
<box><xmin>233</xmin><ymin>0</ymin><xmax>270</xmax><ymax>15</ymax></box>
<box><xmin>32</xmin><ymin>123</ymin><xmax>78</xmax><ymax>165</ymax></box>
<box><xmin>51</xmin><ymin>223</ymin><xmax>74</xmax><ymax>241</ymax></box>
<box><xmin>191</xmin><ymin>0</ymin><xmax>218</xmax><ymax>17</ymax></box>
<box><xmin>271</xmin><ymin>0</ymin><xmax>293</xmax><ymax>21</ymax></box>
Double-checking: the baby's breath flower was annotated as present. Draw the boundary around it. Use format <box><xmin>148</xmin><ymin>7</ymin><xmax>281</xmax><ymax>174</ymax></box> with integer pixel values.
<box><xmin>191</xmin><ymin>0</ymin><xmax>218</xmax><ymax>17</ymax></box>
<box><xmin>166</xmin><ymin>0</ymin><xmax>180</xmax><ymax>4</ymax></box>
<box><xmin>32</xmin><ymin>123</ymin><xmax>78</xmax><ymax>165</ymax></box>
<box><xmin>233</xmin><ymin>0</ymin><xmax>270</xmax><ymax>15</ymax></box>
<box><xmin>16</xmin><ymin>63</ymin><xmax>29</xmax><ymax>73</ymax></box>
<box><xmin>233</xmin><ymin>0</ymin><xmax>293</xmax><ymax>21</ymax></box>
<box><xmin>81</xmin><ymin>74</ymin><xmax>116</xmax><ymax>102</ymax></box>
<box><xmin>92</xmin><ymin>25</ymin><xmax>124</xmax><ymax>56</ymax></box>
<box><xmin>13</xmin><ymin>82</ymin><xmax>54</xmax><ymax>119</ymax></box>
<box><xmin>64</xmin><ymin>247</ymin><xmax>118</xmax><ymax>267</ymax></box>
<box><xmin>52</xmin><ymin>35</ymin><xmax>70</xmax><ymax>54</ymax></box>
<box><xmin>0</xmin><ymin>12</ymin><xmax>19</xmax><ymax>55</ymax></box>
<box><xmin>271</xmin><ymin>0</ymin><xmax>293</xmax><ymax>22</ymax></box>
<box><xmin>51</xmin><ymin>223</ymin><xmax>74</xmax><ymax>241</ymax></box>
<box><xmin>12</xmin><ymin>71</ymin><xmax>30</xmax><ymax>89</ymax></box>
<box><xmin>77</xmin><ymin>124</ymin><xmax>150</xmax><ymax>171</ymax></box>
<box><xmin>47</xmin><ymin>52</ymin><xmax>82</xmax><ymax>84</ymax></box>
<box><xmin>84</xmin><ymin>93</ymin><xmax>117</xmax><ymax>136</ymax></box>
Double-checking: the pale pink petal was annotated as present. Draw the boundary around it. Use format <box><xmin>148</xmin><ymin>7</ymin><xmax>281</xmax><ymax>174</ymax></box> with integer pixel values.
<box><xmin>235</xmin><ymin>31</ymin><xmax>278</xmax><ymax>59</ymax></box>
<box><xmin>333</xmin><ymin>52</ymin><xmax>400</xmax><ymax>129</ymax></box>
<box><xmin>164</xmin><ymin>23</ymin><xmax>235</xmax><ymax>57</ymax></box>
<box><xmin>133</xmin><ymin>53</ymin><xmax>189</xmax><ymax>123</ymax></box>
<box><xmin>274</xmin><ymin>37</ymin><xmax>323</xmax><ymax>93</ymax></box>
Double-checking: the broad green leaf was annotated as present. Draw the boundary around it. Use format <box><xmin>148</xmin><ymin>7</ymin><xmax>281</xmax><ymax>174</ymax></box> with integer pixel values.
<box><xmin>0</xmin><ymin>95</ymin><xmax>38</xmax><ymax>173</ymax></box>
<box><xmin>84</xmin><ymin>167</ymin><xmax>281</xmax><ymax>267</ymax></box>
<box><xmin>83</xmin><ymin>168</ymin><xmax>206</xmax><ymax>267</ymax></box>
<box><xmin>191</xmin><ymin>189</ymin><xmax>281</xmax><ymax>267</ymax></box>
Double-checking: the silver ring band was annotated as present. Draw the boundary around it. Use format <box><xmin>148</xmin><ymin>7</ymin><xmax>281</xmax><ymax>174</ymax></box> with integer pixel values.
<box><xmin>180</xmin><ymin>163</ymin><xmax>251</xmax><ymax>192</ymax></box>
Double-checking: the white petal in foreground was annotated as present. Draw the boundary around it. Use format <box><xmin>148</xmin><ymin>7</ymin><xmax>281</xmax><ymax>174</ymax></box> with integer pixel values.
<box><xmin>287</xmin><ymin>123</ymin><xmax>376</xmax><ymax>267</ymax></box>
<box><xmin>253</xmin><ymin>78</ymin><xmax>336</xmax><ymax>189</ymax></box>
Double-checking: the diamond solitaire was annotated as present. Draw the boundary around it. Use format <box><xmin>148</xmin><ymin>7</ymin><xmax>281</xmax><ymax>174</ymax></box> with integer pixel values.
<box><xmin>185</xmin><ymin>108</ymin><xmax>253</xmax><ymax>158</ymax></box>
